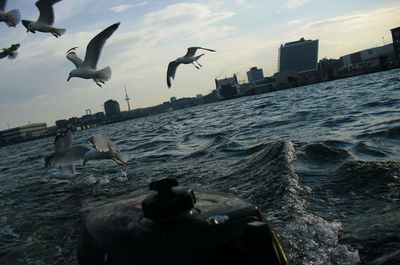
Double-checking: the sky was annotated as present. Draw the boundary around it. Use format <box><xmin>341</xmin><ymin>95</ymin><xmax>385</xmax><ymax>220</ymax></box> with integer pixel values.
<box><xmin>1</xmin><ymin>0</ymin><xmax>399</xmax><ymax>130</ymax></box>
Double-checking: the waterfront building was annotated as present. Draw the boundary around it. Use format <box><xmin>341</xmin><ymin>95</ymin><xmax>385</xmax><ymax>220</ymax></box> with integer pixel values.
<box><xmin>215</xmin><ymin>75</ymin><xmax>241</xmax><ymax>99</ymax></box>
<box><xmin>391</xmin><ymin>26</ymin><xmax>400</xmax><ymax>57</ymax></box>
<box><xmin>278</xmin><ymin>38</ymin><xmax>319</xmax><ymax>74</ymax></box>
<box><xmin>340</xmin><ymin>44</ymin><xmax>394</xmax><ymax>68</ymax></box>
<box><xmin>247</xmin><ymin>67</ymin><xmax>264</xmax><ymax>83</ymax></box>
<box><xmin>196</xmin><ymin>94</ymin><xmax>204</xmax><ymax>104</ymax></box>
<box><xmin>55</xmin><ymin>119</ymin><xmax>69</xmax><ymax>130</ymax></box>
<box><xmin>0</xmin><ymin>123</ymin><xmax>47</xmax><ymax>143</ymax></box>
<box><xmin>104</xmin><ymin>99</ymin><xmax>121</xmax><ymax>119</ymax></box>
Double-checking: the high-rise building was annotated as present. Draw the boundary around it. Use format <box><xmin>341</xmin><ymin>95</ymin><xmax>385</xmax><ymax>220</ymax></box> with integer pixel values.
<box><xmin>104</xmin><ymin>99</ymin><xmax>121</xmax><ymax>119</ymax></box>
<box><xmin>278</xmin><ymin>38</ymin><xmax>319</xmax><ymax>73</ymax></box>
<box><xmin>247</xmin><ymin>67</ymin><xmax>264</xmax><ymax>83</ymax></box>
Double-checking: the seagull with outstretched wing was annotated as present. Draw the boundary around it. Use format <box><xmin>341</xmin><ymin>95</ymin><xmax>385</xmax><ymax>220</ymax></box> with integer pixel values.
<box><xmin>0</xmin><ymin>0</ymin><xmax>20</xmax><ymax>27</ymax></box>
<box><xmin>167</xmin><ymin>47</ymin><xmax>216</xmax><ymax>88</ymax></box>
<box><xmin>66</xmin><ymin>22</ymin><xmax>120</xmax><ymax>87</ymax></box>
<box><xmin>0</xmin><ymin>43</ymin><xmax>20</xmax><ymax>60</ymax></box>
<box><xmin>21</xmin><ymin>0</ymin><xmax>65</xmax><ymax>38</ymax></box>
<box><xmin>45</xmin><ymin>130</ymin><xmax>128</xmax><ymax>178</ymax></box>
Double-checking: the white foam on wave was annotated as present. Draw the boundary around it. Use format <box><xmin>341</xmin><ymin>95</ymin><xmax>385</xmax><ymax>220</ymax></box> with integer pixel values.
<box><xmin>273</xmin><ymin>140</ymin><xmax>360</xmax><ymax>265</ymax></box>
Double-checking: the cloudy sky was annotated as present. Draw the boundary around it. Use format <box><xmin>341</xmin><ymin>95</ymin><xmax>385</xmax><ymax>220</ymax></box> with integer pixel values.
<box><xmin>1</xmin><ymin>0</ymin><xmax>399</xmax><ymax>130</ymax></box>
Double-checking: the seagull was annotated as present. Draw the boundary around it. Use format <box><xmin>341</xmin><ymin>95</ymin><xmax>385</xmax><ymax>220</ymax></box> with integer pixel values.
<box><xmin>0</xmin><ymin>0</ymin><xmax>20</xmax><ymax>27</ymax></box>
<box><xmin>0</xmin><ymin>44</ymin><xmax>20</xmax><ymax>60</ymax></box>
<box><xmin>66</xmin><ymin>22</ymin><xmax>120</xmax><ymax>87</ymax></box>
<box><xmin>21</xmin><ymin>0</ymin><xmax>65</xmax><ymax>38</ymax></box>
<box><xmin>167</xmin><ymin>47</ymin><xmax>216</xmax><ymax>88</ymax></box>
<box><xmin>45</xmin><ymin>129</ymin><xmax>128</xmax><ymax>175</ymax></box>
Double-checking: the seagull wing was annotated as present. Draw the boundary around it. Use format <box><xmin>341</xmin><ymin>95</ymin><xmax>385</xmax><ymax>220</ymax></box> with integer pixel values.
<box><xmin>0</xmin><ymin>0</ymin><xmax>6</xmax><ymax>12</ymax></box>
<box><xmin>54</xmin><ymin>129</ymin><xmax>73</xmax><ymax>153</ymax></box>
<box><xmin>36</xmin><ymin>0</ymin><xmax>61</xmax><ymax>25</ymax></box>
<box><xmin>0</xmin><ymin>49</ymin><xmax>7</xmax><ymax>59</ymax></box>
<box><xmin>83</xmin><ymin>22</ymin><xmax>120</xmax><ymax>69</ymax></box>
<box><xmin>50</xmin><ymin>145</ymin><xmax>91</xmax><ymax>166</ymax></box>
<box><xmin>89</xmin><ymin>134</ymin><xmax>117</xmax><ymax>152</ymax></box>
<box><xmin>198</xmin><ymin>47</ymin><xmax>216</xmax><ymax>52</ymax></box>
<box><xmin>167</xmin><ymin>60</ymin><xmax>180</xmax><ymax>88</ymax></box>
<box><xmin>185</xmin><ymin>47</ymin><xmax>199</xmax><ymax>57</ymax></box>
<box><xmin>89</xmin><ymin>134</ymin><xmax>128</xmax><ymax>165</ymax></box>
<box><xmin>66</xmin><ymin>52</ymin><xmax>84</xmax><ymax>68</ymax></box>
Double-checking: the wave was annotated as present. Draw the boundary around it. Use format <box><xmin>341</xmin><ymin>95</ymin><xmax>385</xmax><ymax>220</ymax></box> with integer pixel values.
<box><xmin>356</xmin><ymin>125</ymin><xmax>400</xmax><ymax>142</ymax></box>
<box><xmin>207</xmin><ymin>140</ymin><xmax>359</xmax><ymax>264</ymax></box>
<box><xmin>301</xmin><ymin>142</ymin><xmax>353</xmax><ymax>162</ymax></box>
<box><xmin>333</xmin><ymin>160</ymin><xmax>400</xmax><ymax>201</ymax></box>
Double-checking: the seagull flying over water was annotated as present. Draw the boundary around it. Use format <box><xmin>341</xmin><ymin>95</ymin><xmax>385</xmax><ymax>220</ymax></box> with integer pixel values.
<box><xmin>0</xmin><ymin>43</ymin><xmax>20</xmax><ymax>60</ymax></box>
<box><xmin>66</xmin><ymin>22</ymin><xmax>120</xmax><ymax>87</ymax></box>
<box><xmin>21</xmin><ymin>0</ymin><xmax>65</xmax><ymax>38</ymax></box>
<box><xmin>45</xmin><ymin>129</ymin><xmax>128</xmax><ymax>176</ymax></box>
<box><xmin>0</xmin><ymin>0</ymin><xmax>21</xmax><ymax>27</ymax></box>
<box><xmin>167</xmin><ymin>47</ymin><xmax>216</xmax><ymax>88</ymax></box>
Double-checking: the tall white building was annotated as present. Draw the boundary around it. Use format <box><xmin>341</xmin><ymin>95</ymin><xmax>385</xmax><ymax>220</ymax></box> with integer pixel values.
<box><xmin>278</xmin><ymin>38</ymin><xmax>319</xmax><ymax>73</ymax></box>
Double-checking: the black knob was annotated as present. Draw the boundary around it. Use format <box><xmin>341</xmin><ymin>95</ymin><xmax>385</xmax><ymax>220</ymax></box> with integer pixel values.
<box><xmin>142</xmin><ymin>178</ymin><xmax>196</xmax><ymax>222</ymax></box>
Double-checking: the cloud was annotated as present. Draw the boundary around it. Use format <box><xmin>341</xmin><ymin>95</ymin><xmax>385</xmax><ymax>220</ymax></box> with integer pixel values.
<box><xmin>111</xmin><ymin>1</ymin><xmax>148</xmax><ymax>13</ymax></box>
<box><xmin>287</xmin><ymin>0</ymin><xmax>312</xmax><ymax>9</ymax></box>
<box><xmin>299</xmin><ymin>5</ymin><xmax>400</xmax><ymax>58</ymax></box>
<box><xmin>287</xmin><ymin>19</ymin><xmax>303</xmax><ymax>25</ymax></box>
<box><xmin>236</xmin><ymin>0</ymin><xmax>252</xmax><ymax>8</ymax></box>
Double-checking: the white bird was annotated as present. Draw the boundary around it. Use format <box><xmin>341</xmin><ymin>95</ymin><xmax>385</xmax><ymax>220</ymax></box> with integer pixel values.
<box><xmin>0</xmin><ymin>43</ymin><xmax>20</xmax><ymax>60</ymax></box>
<box><xmin>21</xmin><ymin>0</ymin><xmax>65</xmax><ymax>38</ymax></box>
<box><xmin>66</xmin><ymin>22</ymin><xmax>120</xmax><ymax>87</ymax></box>
<box><xmin>0</xmin><ymin>0</ymin><xmax>20</xmax><ymax>27</ymax></box>
<box><xmin>45</xmin><ymin>129</ymin><xmax>128</xmax><ymax>175</ymax></box>
<box><xmin>167</xmin><ymin>47</ymin><xmax>216</xmax><ymax>88</ymax></box>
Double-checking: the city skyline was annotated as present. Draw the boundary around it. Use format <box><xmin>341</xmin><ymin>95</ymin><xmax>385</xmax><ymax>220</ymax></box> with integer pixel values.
<box><xmin>1</xmin><ymin>0</ymin><xmax>400</xmax><ymax>130</ymax></box>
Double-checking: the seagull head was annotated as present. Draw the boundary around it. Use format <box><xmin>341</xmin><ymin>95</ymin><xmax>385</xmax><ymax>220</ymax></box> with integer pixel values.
<box><xmin>67</xmin><ymin>70</ymin><xmax>78</xmax><ymax>81</ymax></box>
<box><xmin>22</xmin><ymin>20</ymin><xmax>35</xmax><ymax>33</ymax></box>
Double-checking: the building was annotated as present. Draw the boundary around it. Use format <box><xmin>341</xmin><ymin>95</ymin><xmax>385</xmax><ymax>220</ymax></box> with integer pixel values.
<box><xmin>0</xmin><ymin>123</ymin><xmax>47</xmax><ymax>143</ymax></box>
<box><xmin>339</xmin><ymin>44</ymin><xmax>395</xmax><ymax>72</ymax></box>
<box><xmin>104</xmin><ymin>100</ymin><xmax>121</xmax><ymax>119</ymax></box>
<box><xmin>391</xmin><ymin>26</ymin><xmax>400</xmax><ymax>57</ymax></box>
<box><xmin>278</xmin><ymin>38</ymin><xmax>319</xmax><ymax>74</ymax></box>
<box><xmin>247</xmin><ymin>67</ymin><xmax>264</xmax><ymax>83</ymax></box>
<box><xmin>55</xmin><ymin>119</ymin><xmax>69</xmax><ymax>130</ymax></box>
<box><xmin>215</xmin><ymin>75</ymin><xmax>241</xmax><ymax>99</ymax></box>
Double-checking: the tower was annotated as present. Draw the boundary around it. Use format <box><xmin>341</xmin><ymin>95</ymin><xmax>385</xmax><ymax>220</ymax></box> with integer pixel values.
<box><xmin>124</xmin><ymin>85</ymin><xmax>131</xmax><ymax>111</ymax></box>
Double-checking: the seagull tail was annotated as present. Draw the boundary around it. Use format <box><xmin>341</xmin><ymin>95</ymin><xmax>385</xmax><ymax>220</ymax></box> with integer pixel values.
<box><xmin>54</xmin><ymin>28</ymin><xmax>66</xmax><ymax>37</ymax></box>
<box><xmin>5</xmin><ymin>9</ymin><xmax>21</xmax><ymax>27</ymax></box>
<box><xmin>8</xmin><ymin>52</ymin><xmax>18</xmax><ymax>60</ymax></box>
<box><xmin>98</xmin><ymin>66</ymin><xmax>112</xmax><ymax>82</ymax></box>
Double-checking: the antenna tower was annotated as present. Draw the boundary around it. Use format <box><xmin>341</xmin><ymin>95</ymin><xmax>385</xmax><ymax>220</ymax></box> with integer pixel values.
<box><xmin>124</xmin><ymin>85</ymin><xmax>131</xmax><ymax>111</ymax></box>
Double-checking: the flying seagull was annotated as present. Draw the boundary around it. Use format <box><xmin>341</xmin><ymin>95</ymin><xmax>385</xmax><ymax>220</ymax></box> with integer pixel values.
<box><xmin>21</xmin><ymin>0</ymin><xmax>65</xmax><ymax>38</ymax></box>
<box><xmin>167</xmin><ymin>47</ymin><xmax>216</xmax><ymax>88</ymax></box>
<box><xmin>45</xmin><ymin>129</ymin><xmax>128</xmax><ymax>174</ymax></box>
<box><xmin>46</xmin><ymin>128</ymin><xmax>77</xmax><ymax>179</ymax></box>
<box><xmin>66</xmin><ymin>22</ymin><xmax>120</xmax><ymax>87</ymax></box>
<box><xmin>0</xmin><ymin>0</ymin><xmax>21</xmax><ymax>27</ymax></box>
<box><xmin>0</xmin><ymin>44</ymin><xmax>20</xmax><ymax>60</ymax></box>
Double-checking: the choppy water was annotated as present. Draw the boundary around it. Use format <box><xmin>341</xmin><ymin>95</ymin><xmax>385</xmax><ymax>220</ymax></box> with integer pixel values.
<box><xmin>1</xmin><ymin>69</ymin><xmax>400</xmax><ymax>265</ymax></box>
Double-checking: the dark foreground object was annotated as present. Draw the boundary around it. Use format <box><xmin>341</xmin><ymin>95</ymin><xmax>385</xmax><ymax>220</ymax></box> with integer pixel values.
<box><xmin>77</xmin><ymin>178</ymin><xmax>289</xmax><ymax>265</ymax></box>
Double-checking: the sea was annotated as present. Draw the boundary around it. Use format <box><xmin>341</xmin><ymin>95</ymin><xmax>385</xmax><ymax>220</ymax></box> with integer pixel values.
<box><xmin>1</xmin><ymin>69</ymin><xmax>399</xmax><ymax>265</ymax></box>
